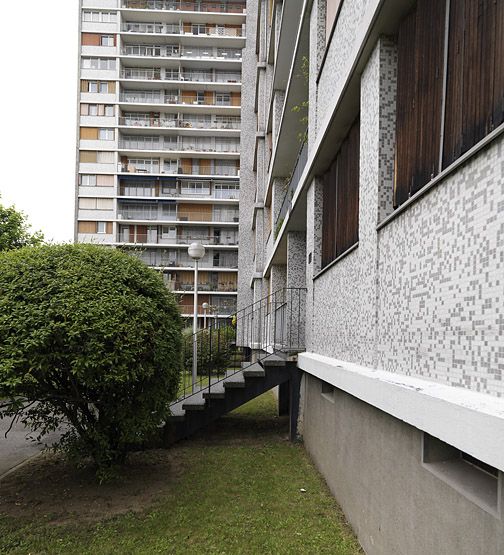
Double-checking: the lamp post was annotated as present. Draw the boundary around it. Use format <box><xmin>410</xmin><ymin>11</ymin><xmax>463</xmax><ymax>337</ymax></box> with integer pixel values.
<box><xmin>188</xmin><ymin>242</ymin><xmax>205</xmax><ymax>392</ymax></box>
<box><xmin>202</xmin><ymin>302</ymin><xmax>209</xmax><ymax>329</ymax></box>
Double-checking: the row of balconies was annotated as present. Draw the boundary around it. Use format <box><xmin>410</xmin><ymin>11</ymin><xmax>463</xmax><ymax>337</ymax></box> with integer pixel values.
<box><xmin>120</xmin><ymin>67</ymin><xmax>241</xmax><ymax>83</ymax></box>
<box><xmin>118</xmin><ymin>135</ymin><xmax>239</xmax><ymax>153</ymax></box>
<box><xmin>119</xmin><ymin>113</ymin><xmax>240</xmax><ymax>129</ymax></box>
<box><xmin>130</xmin><ymin>249</ymin><xmax>237</xmax><ymax>268</ymax></box>
<box><xmin>119</xmin><ymin>90</ymin><xmax>239</xmax><ymax>107</ymax></box>
<box><xmin>121</xmin><ymin>0</ymin><xmax>245</xmax><ymax>14</ymax></box>
<box><xmin>168</xmin><ymin>280</ymin><xmax>237</xmax><ymax>292</ymax></box>
<box><xmin>117</xmin><ymin>229</ymin><xmax>238</xmax><ymax>246</ymax></box>
<box><xmin>122</xmin><ymin>22</ymin><xmax>244</xmax><ymax>37</ymax></box>
<box><xmin>118</xmin><ymin>182</ymin><xmax>239</xmax><ymax>200</ymax></box>
<box><xmin>117</xmin><ymin>202</ymin><xmax>239</xmax><ymax>223</ymax></box>
<box><xmin>118</xmin><ymin>159</ymin><xmax>239</xmax><ymax>176</ymax></box>
<box><xmin>121</xmin><ymin>44</ymin><xmax>241</xmax><ymax>60</ymax></box>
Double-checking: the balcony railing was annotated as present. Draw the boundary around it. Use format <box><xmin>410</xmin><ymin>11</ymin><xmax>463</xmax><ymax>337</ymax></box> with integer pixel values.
<box><xmin>119</xmin><ymin>114</ymin><xmax>241</xmax><ymax>130</ymax></box>
<box><xmin>118</xmin><ymin>234</ymin><xmax>239</xmax><ymax>246</ymax></box>
<box><xmin>119</xmin><ymin>185</ymin><xmax>239</xmax><ymax>200</ymax></box>
<box><xmin>121</xmin><ymin>0</ymin><xmax>246</xmax><ymax>14</ymax></box>
<box><xmin>118</xmin><ymin>163</ymin><xmax>239</xmax><ymax>176</ymax></box>
<box><xmin>171</xmin><ymin>281</ymin><xmax>238</xmax><ymax>292</ymax></box>
<box><xmin>121</xmin><ymin>22</ymin><xmax>245</xmax><ymax>37</ymax></box>
<box><xmin>274</xmin><ymin>139</ymin><xmax>309</xmax><ymax>237</ymax></box>
<box><xmin>119</xmin><ymin>139</ymin><xmax>240</xmax><ymax>153</ymax></box>
<box><xmin>121</xmin><ymin>45</ymin><xmax>242</xmax><ymax>60</ymax></box>
<box><xmin>117</xmin><ymin>208</ymin><xmax>238</xmax><ymax>223</ymax></box>
<box><xmin>120</xmin><ymin>68</ymin><xmax>241</xmax><ymax>83</ymax></box>
<box><xmin>131</xmin><ymin>252</ymin><xmax>238</xmax><ymax>269</ymax></box>
<box><xmin>119</xmin><ymin>92</ymin><xmax>239</xmax><ymax>107</ymax></box>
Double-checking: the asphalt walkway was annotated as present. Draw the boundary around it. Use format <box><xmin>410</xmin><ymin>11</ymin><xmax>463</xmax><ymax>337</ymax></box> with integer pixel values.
<box><xmin>0</xmin><ymin>416</ymin><xmax>61</xmax><ymax>479</ymax></box>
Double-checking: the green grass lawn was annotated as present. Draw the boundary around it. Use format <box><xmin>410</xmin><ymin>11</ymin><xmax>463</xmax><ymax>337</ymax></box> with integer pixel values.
<box><xmin>0</xmin><ymin>392</ymin><xmax>362</xmax><ymax>555</ymax></box>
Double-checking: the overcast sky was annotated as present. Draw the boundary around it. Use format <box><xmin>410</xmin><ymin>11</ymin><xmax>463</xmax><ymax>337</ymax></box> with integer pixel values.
<box><xmin>0</xmin><ymin>1</ymin><xmax>79</xmax><ymax>242</ymax></box>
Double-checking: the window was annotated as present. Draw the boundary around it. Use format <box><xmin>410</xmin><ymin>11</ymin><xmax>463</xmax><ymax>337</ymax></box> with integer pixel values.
<box><xmin>97</xmin><ymin>221</ymin><xmax>107</xmax><ymax>233</ymax></box>
<box><xmin>215</xmin><ymin>93</ymin><xmax>231</xmax><ymax>106</ymax></box>
<box><xmin>83</xmin><ymin>11</ymin><xmax>116</xmax><ymax>23</ymax></box>
<box><xmin>97</xmin><ymin>151</ymin><xmax>114</xmax><ymax>164</ymax></box>
<box><xmin>80</xmin><ymin>174</ymin><xmax>97</xmax><ymax>186</ymax></box>
<box><xmin>180</xmin><ymin>181</ymin><xmax>210</xmax><ymax>196</ymax></box>
<box><xmin>100</xmin><ymin>35</ymin><xmax>115</xmax><ymax>47</ymax></box>
<box><xmin>99</xmin><ymin>82</ymin><xmax>109</xmax><ymax>94</ymax></box>
<box><xmin>322</xmin><ymin>116</ymin><xmax>360</xmax><ymax>268</ymax></box>
<box><xmin>89</xmin><ymin>82</ymin><xmax>98</xmax><ymax>93</ymax></box>
<box><xmin>79</xmin><ymin>198</ymin><xmax>113</xmax><ymax>210</ymax></box>
<box><xmin>422</xmin><ymin>433</ymin><xmax>500</xmax><ymax>515</ymax></box>
<box><xmin>214</xmin><ymin>183</ymin><xmax>239</xmax><ymax>199</ymax></box>
<box><xmin>99</xmin><ymin>128</ymin><xmax>115</xmax><ymax>140</ymax></box>
<box><xmin>81</xmin><ymin>58</ymin><xmax>116</xmax><ymax>70</ymax></box>
<box><xmin>105</xmin><ymin>105</ymin><xmax>114</xmax><ymax>117</ymax></box>
<box><xmin>394</xmin><ymin>0</ymin><xmax>504</xmax><ymax>208</ymax></box>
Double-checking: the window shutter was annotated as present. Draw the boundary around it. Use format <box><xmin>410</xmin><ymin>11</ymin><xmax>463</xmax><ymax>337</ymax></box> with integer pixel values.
<box><xmin>80</xmin><ymin>127</ymin><xmax>99</xmax><ymax>140</ymax></box>
<box><xmin>82</xmin><ymin>33</ymin><xmax>101</xmax><ymax>46</ymax></box>
<box><xmin>97</xmin><ymin>175</ymin><xmax>114</xmax><ymax>186</ymax></box>
<box><xmin>78</xmin><ymin>221</ymin><xmax>96</xmax><ymax>233</ymax></box>
<box><xmin>80</xmin><ymin>151</ymin><xmax>97</xmax><ymax>163</ymax></box>
<box><xmin>81</xmin><ymin>80</ymin><xmax>89</xmax><ymax>93</ymax></box>
<box><xmin>394</xmin><ymin>0</ymin><xmax>446</xmax><ymax>207</ymax></box>
<box><xmin>443</xmin><ymin>0</ymin><xmax>504</xmax><ymax>168</ymax></box>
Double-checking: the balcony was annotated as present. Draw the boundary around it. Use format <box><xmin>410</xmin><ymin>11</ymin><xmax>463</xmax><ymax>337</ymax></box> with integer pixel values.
<box><xmin>121</xmin><ymin>1</ymin><xmax>246</xmax><ymax>14</ymax></box>
<box><xmin>119</xmin><ymin>114</ymin><xmax>241</xmax><ymax>130</ymax></box>
<box><xmin>171</xmin><ymin>281</ymin><xmax>238</xmax><ymax>292</ymax></box>
<box><xmin>119</xmin><ymin>182</ymin><xmax>239</xmax><ymax>200</ymax></box>
<box><xmin>119</xmin><ymin>137</ymin><xmax>240</xmax><ymax>153</ymax></box>
<box><xmin>118</xmin><ymin>162</ymin><xmax>240</xmax><ymax>177</ymax></box>
<box><xmin>121</xmin><ymin>22</ymin><xmax>244</xmax><ymax>37</ymax></box>
<box><xmin>274</xmin><ymin>140</ymin><xmax>309</xmax><ymax>237</ymax></box>
<box><xmin>120</xmin><ymin>68</ymin><xmax>242</xmax><ymax>84</ymax></box>
<box><xmin>117</xmin><ymin>207</ymin><xmax>238</xmax><ymax>223</ymax></box>
<box><xmin>129</xmin><ymin>249</ymin><xmax>237</xmax><ymax>269</ymax></box>
<box><xmin>118</xmin><ymin>233</ymin><xmax>239</xmax><ymax>246</ymax></box>
<box><xmin>119</xmin><ymin>91</ymin><xmax>239</xmax><ymax>107</ymax></box>
<box><xmin>121</xmin><ymin>45</ymin><xmax>242</xmax><ymax>60</ymax></box>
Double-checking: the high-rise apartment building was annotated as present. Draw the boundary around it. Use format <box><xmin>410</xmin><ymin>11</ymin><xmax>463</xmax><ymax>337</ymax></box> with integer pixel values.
<box><xmin>76</xmin><ymin>0</ymin><xmax>245</xmax><ymax>324</ymax></box>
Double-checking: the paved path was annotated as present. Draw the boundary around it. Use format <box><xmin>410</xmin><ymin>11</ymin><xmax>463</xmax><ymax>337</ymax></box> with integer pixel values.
<box><xmin>0</xmin><ymin>416</ymin><xmax>61</xmax><ymax>479</ymax></box>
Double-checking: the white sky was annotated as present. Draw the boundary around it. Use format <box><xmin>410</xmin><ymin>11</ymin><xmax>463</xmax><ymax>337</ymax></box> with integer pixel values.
<box><xmin>0</xmin><ymin>1</ymin><xmax>79</xmax><ymax>242</ymax></box>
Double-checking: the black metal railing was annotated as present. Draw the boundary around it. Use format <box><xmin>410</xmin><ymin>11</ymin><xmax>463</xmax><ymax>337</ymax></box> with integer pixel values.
<box><xmin>174</xmin><ymin>287</ymin><xmax>306</xmax><ymax>406</ymax></box>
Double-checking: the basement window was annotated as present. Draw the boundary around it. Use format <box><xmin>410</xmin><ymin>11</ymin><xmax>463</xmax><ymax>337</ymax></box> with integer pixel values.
<box><xmin>321</xmin><ymin>381</ymin><xmax>335</xmax><ymax>403</ymax></box>
<box><xmin>422</xmin><ymin>433</ymin><xmax>500</xmax><ymax>516</ymax></box>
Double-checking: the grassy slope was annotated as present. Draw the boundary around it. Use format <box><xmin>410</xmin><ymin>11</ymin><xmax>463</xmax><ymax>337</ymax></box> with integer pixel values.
<box><xmin>0</xmin><ymin>392</ymin><xmax>362</xmax><ymax>555</ymax></box>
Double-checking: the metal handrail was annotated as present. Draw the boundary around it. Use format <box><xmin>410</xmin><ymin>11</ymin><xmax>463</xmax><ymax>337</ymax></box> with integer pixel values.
<box><xmin>173</xmin><ymin>287</ymin><xmax>307</xmax><ymax>406</ymax></box>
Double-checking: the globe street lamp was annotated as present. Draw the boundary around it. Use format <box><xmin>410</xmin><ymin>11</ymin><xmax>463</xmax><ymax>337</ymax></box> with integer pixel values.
<box><xmin>188</xmin><ymin>242</ymin><xmax>205</xmax><ymax>391</ymax></box>
<box><xmin>202</xmin><ymin>302</ymin><xmax>210</xmax><ymax>329</ymax></box>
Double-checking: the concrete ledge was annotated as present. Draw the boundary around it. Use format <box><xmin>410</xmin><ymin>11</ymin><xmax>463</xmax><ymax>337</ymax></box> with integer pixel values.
<box><xmin>298</xmin><ymin>351</ymin><xmax>504</xmax><ymax>472</ymax></box>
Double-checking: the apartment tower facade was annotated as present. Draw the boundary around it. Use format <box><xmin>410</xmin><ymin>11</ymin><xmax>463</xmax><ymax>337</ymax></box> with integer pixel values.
<box><xmin>240</xmin><ymin>0</ymin><xmax>504</xmax><ymax>553</ymax></box>
<box><xmin>76</xmin><ymin>0</ymin><xmax>245</xmax><ymax>324</ymax></box>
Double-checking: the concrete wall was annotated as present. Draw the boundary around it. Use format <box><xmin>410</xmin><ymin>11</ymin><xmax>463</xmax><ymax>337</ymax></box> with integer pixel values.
<box><xmin>302</xmin><ymin>373</ymin><xmax>504</xmax><ymax>555</ymax></box>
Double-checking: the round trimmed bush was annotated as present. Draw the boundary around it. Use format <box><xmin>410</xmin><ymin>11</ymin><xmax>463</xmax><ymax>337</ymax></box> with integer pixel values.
<box><xmin>0</xmin><ymin>244</ymin><xmax>182</xmax><ymax>477</ymax></box>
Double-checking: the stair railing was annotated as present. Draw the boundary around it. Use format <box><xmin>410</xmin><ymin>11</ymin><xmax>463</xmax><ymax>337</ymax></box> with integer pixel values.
<box><xmin>173</xmin><ymin>287</ymin><xmax>307</xmax><ymax>406</ymax></box>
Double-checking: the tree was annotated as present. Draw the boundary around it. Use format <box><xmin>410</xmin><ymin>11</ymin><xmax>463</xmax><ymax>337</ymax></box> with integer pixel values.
<box><xmin>0</xmin><ymin>244</ymin><xmax>183</xmax><ymax>479</ymax></box>
<box><xmin>0</xmin><ymin>198</ymin><xmax>44</xmax><ymax>251</ymax></box>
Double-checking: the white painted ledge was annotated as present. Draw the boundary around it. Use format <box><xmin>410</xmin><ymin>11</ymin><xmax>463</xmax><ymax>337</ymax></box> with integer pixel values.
<box><xmin>298</xmin><ymin>351</ymin><xmax>504</xmax><ymax>472</ymax></box>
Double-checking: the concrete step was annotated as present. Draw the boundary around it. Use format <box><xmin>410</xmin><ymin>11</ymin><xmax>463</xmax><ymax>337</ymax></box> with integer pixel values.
<box><xmin>242</xmin><ymin>362</ymin><xmax>266</xmax><ymax>378</ymax></box>
<box><xmin>261</xmin><ymin>353</ymin><xmax>287</xmax><ymax>367</ymax></box>
<box><xmin>223</xmin><ymin>370</ymin><xmax>246</xmax><ymax>388</ymax></box>
<box><xmin>202</xmin><ymin>382</ymin><xmax>226</xmax><ymax>399</ymax></box>
<box><xmin>182</xmin><ymin>392</ymin><xmax>206</xmax><ymax>411</ymax></box>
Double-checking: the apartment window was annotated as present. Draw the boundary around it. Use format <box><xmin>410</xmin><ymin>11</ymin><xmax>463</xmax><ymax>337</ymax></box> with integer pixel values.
<box><xmin>89</xmin><ymin>82</ymin><xmax>98</xmax><ymax>93</ymax></box>
<box><xmin>192</xmin><ymin>24</ymin><xmax>207</xmax><ymax>35</ymax></box>
<box><xmin>99</xmin><ymin>82</ymin><xmax>109</xmax><ymax>94</ymax></box>
<box><xmin>97</xmin><ymin>151</ymin><xmax>114</xmax><ymax>164</ymax></box>
<box><xmin>79</xmin><ymin>197</ymin><xmax>113</xmax><ymax>210</ymax></box>
<box><xmin>105</xmin><ymin>105</ymin><xmax>114</xmax><ymax>117</ymax></box>
<box><xmin>394</xmin><ymin>0</ymin><xmax>504</xmax><ymax>208</ymax></box>
<box><xmin>322</xmin><ymin>116</ymin><xmax>360</xmax><ymax>269</ymax></box>
<box><xmin>422</xmin><ymin>433</ymin><xmax>500</xmax><ymax>515</ymax></box>
<box><xmin>97</xmin><ymin>221</ymin><xmax>107</xmax><ymax>233</ymax></box>
<box><xmin>81</xmin><ymin>58</ymin><xmax>116</xmax><ymax>70</ymax></box>
<box><xmin>100</xmin><ymin>35</ymin><xmax>115</xmax><ymax>47</ymax></box>
<box><xmin>80</xmin><ymin>174</ymin><xmax>97</xmax><ymax>186</ymax></box>
<box><xmin>214</xmin><ymin>183</ymin><xmax>239</xmax><ymax>199</ymax></box>
<box><xmin>83</xmin><ymin>11</ymin><xmax>117</xmax><ymax>23</ymax></box>
<box><xmin>81</xmin><ymin>104</ymin><xmax>114</xmax><ymax>116</ymax></box>
<box><xmin>99</xmin><ymin>128</ymin><xmax>115</xmax><ymax>140</ymax></box>
<box><xmin>215</xmin><ymin>93</ymin><xmax>231</xmax><ymax>106</ymax></box>
<box><xmin>180</xmin><ymin>181</ymin><xmax>210</xmax><ymax>196</ymax></box>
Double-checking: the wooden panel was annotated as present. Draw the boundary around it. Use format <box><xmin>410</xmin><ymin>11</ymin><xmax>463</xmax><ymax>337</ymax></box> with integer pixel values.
<box><xmin>82</xmin><ymin>33</ymin><xmax>101</xmax><ymax>46</ymax></box>
<box><xmin>230</xmin><ymin>92</ymin><xmax>241</xmax><ymax>106</ymax></box>
<box><xmin>80</xmin><ymin>151</ymin><xmax>97</xmax><ymax>163</ymax></box>
<box><xmin>106</xmin><ymin>222</ymin><xmax>113</xmax><ymax>234</ymax></box>
<box><xmin>199</xmin><ymin>159</ymin><xmax>211</xmax><ymax>174</ymax></box>
<box><xmin>108</xmin><ymin>81</ymin><xmax>116</xmax><ymax>94</ymax></box>
<box><xmin>204</xmin><ymin>91</ymin><xmax>214</xmax><ymax>105</ymax></box>
<box><xmin>80</xmin><ymin>104</ymin><xmax>89</xmax><ymax>116</ymax></box>
<box><xmin>78</xmin><ymin>221</ymin><xmax>96</xmax><ymax>233</ymax></box>
<box><xmin>183</xmin><ymin>22</ymin><xmax>192</xmax><ymax>33</ymax></box>
<box><xmin>137</xmin><ymin>225</ymin><xmax>147</xmax><ymax>242</ymax></box>
<box><xmin>443</xmin><ymin>0</ymin><xmax>504</xmax><ymax>168</ymax></box>
<box><xmin>181</xmin><ymin>158</ymin><xmax>193</xmax><ymax>174</ymax></box>
<box><xmin>97</xmin><ymin>175</ymin><xmax>114</xmax><ymax>187</ymax></box>
<box><xmin>322</xmin><ymin>159</ymin><xmax>337</xmax><ymax>268</ymax></box>
<box><xmin>80</xmin><ymin>127</ymin><xmax>99</xmax><ymax>140</ymax></box>
<box><xmin>394</xmin><ymin>0</ymin><xmax>446</xmax><ymax>207</ymax></box>
<box><xmin>178</xmin><ymin>203</ymin><xmax>212</xmax><ymax>221</ymax></box>
<box><xmin>184</xmin><ymin>90</ymin><xmax>197</xmax><ymax>103</ymax></box>
<box><xmin>81</xmin><ymin>80</ymin><xmax>89</xmax><ymax>93</ymax></box>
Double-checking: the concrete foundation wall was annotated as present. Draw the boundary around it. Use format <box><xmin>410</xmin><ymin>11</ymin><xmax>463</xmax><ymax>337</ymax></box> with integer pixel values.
<box><xmin>302</xmin><ymin>373</ymin><xmax>504</xmax><ymax>555</ymax></box>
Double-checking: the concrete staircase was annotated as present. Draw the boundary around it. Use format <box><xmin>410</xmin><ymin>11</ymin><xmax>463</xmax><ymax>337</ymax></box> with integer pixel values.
<box><xmin>163</xmin><ymin>351</ymin><xmax>301</xmax><ymax>445</ymax></box>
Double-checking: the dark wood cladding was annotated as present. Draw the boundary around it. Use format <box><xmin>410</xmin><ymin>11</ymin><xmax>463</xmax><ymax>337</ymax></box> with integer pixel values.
<box><xmin>322</xmin><ymin>117</ymin><xmax>360</xmax><ymax>268</ymax></box>
<box><xmin>443</xmin><ymin>0</ymin><xmax>504</xmax><ymax>168</ymax></box>
<box><xmin>394</xmin><ymin>0</ymin><xmax>446</xmax><ymax>208</ymax></box>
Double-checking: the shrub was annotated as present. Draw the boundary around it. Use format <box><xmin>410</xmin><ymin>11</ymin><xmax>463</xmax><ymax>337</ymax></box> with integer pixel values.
<box><xmin>182</xmin><ymin>325</ymin><xmax>236</xmax><ymax>376</ymax></box>
<box><xmin>0</xmin><ymin>244</ymin><xmax>182</xmax><ymax>479</ymax></box>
